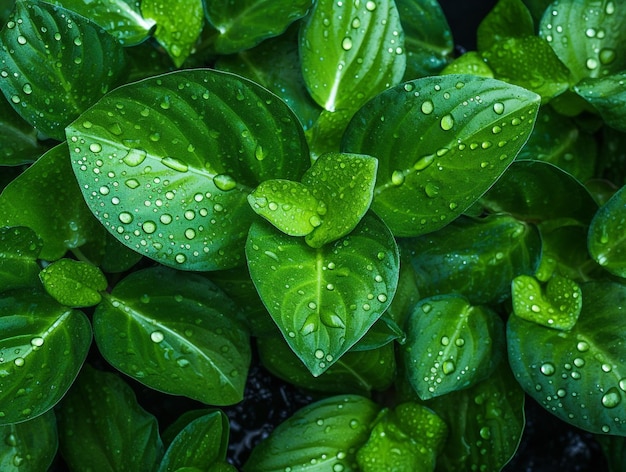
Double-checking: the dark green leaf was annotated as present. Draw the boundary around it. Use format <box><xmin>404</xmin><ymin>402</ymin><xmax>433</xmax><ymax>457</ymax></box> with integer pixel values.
<box><xmin>57</xmin><ymin>364</ymin><xmax>163</xmax><ymax>472</ymax></box>
<box><xmin>205</xmin><ymin>0</ymin><xmax>313</xmax><ymax>54</ymax></box>
<box><xmin>0</xmin><ymin>226</ymin><xmax>42</xmax><ymax>293</ymax></box>
<box><xmin>0</xmin><ymin>97</ymin><xmax>44</xmax><ymax>166</ymax></box>
<box><xmin>67</xmin><ymin>69</ymin><xmax>309</xmax><ymax>271</ymax></box>
<box><xmin>401</xmin><ymin>214</ymin><xmax>541</xmax><ymax>305</ymax></box>
<box><xmin>246</xmin><ymin>213</ymin><xmax>399</xmax><ymax>376</ymax></box>
<box><xmin>597</xmin><ymin>434</ymin><xmax>626</xmax><ymax>472</ymax></box>
<box><xmin>350</xmin><ymin>313</ymin><xmax>404</xmax><ymax>351</ymax></box>
<box><xmin>539</xmin><ymin>222</ymin><xmax>598</xmax><ymax>283</ymax></box>
<box><xmin>402</xmin><ymin>295</ymin><xmax>504</xmax><ymax>400</ymax></box>
<box><xmin>94</xmin><ymin>267</ymin><xmax>250</xmax><ymax>405</ymax></box>
<box><xmin>0</xmin><ymin>0</ymin><xmax>127</xmax><ymax>140</ymax></box>
<box><xmin>243</xmin><ymin>395</ymin><xmax>381</xmax><ymax>472</ymax></box>
<box><xmin>588</xmin><ymin>184</ymin><xmax>626</xmax><ymax>277</ymax></box>
<box><xmin>0</xmin><ymin>143</ymin><xmax>105</xmax><ymax>260</ymax></box>
<box><xmin>477</xmin><ymin>0</ymin><xmax>534</xmax><ymax>52</ymax></box>
<box><xmin>0</xmin><ymin>410</ymin><xmax>57</xmax><ymax>472</ymax></box>
<box><xmin>575</xmin><ymin>72</ymin><xmax>626</xmax><ymax>132</ymax></box>
<box><xmin>39</xmin><ymin>258</ymin><xmax>107</xmax><ymax>307</ymax></box>
<box><xmin>343</xmin><ymin>74</ymin><xmax>541</xmax><ymax>237</ymax></box>
<box><xmin>522</xmin><ymin>0</ymin><xmax>552</xmax><ymax>24</ymax></box>
<box><xmin>97</xmin><ymin>232</ymin><xmax>143</xmax><ymax>273</ymax></box>
<box><xmin>440</xmin><ymin>51</ymin><xmax>494</xmax><ymax>77</ymax></box>
<box><xmin>508</xmin><ymin>281</ymin><xmax>626</xmax><ymax>435</ymax></box>
<box><xmin>0</xmin><ymin>288</ymin><xmax>91</xmax><ymax>425</ymax></box>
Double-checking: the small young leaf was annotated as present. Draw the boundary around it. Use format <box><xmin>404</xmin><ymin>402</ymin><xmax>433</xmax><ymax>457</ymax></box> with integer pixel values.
<box><xmin>588</xmin><ymin>183</ymin><xmax>626</xmax><ymax>277</ymax></box>
<box><xmin>0</xmin><ymin>410</ymin><xmax>57</xmax><ymax>472</ymax></box>
<box><xmin>477</xmin><ymin>0</ymin><xmax>534</xmax><ymax>52</ymax></box>
<box><xmin>94</xmin><ymin>267</ymin><xmax>250</xmax><ymax>406</ymax></box>
<box><xmin>575</xmin><ymin>72</ymin><xmax>626</xmax><ymax>132</ymax></box>
<box><xmin>243</xmin><ymin>395</ymin><xmax>381</xmax><ymax>471</ymax></box>
<box><xmin>343</xmin><ymin>74</ymin><xmax>541</xmax><ymax>237</ymax></box>
<box><xmin>0</xmin><ymin>288</ymin><xmax>91</xmax><ymax>425</ymax></box>
<box><xmin>39</xmin><ymin>259</ymin><xmax>107</xmax><ymax>307</ymax></box>
<box><xmin>0</xmin><ymin>0</ymin><xmax>127</xmax><ymax>140</ymax></box>
<box><xmin>0</xmin><ymin>226</ymin><xmax>42</xmax><ymax>293</ymax></box>
<box><xmin>246</xmin><ymin>213</ymin><xmax>399</xmax><ymax>376</ymax></box>
<box><xmin>440</xmin><ymin>51</ymin><xmax>494</xmax><ymax>77</ymax></box>
<box><xmin>57</xmin><ymin>365</ymin><xmax>163</xmax><ymax>472</ymax></box>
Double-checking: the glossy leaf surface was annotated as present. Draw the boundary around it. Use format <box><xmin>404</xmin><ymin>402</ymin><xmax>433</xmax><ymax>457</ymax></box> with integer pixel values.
<box><xmin>588</xmin><ymin>183</ymin><xmax>626</xmax><ymax>277</ymax></box>
<box><xmin>68</xmin><ymin>69</ymin><xmax>309</xmax><ymax>271</ymax></box>
<box><xmin>508</xmin><ymin>281</ymin><xmax>626</xmax><ymax>435</ymax></box>
<box><xmin>0</xmin><ymin>226</ymin><xmax>41</xmax><ymax>293</ymax></box>
<box><xmin>246</xmin><ymin>213</ymin><xmax>399</xmax><ymax>376</ymax></box>
<box><xmin>39</xmin><ymin>259</ymin><xmax>107</xmax><ymax>307</ymax></box>
<box><xmin>343</xmin><ymin>74</ymin><xmax>541</xmax><ymax>236</ymax></box>
<box><xmin>477</xmin><ymin>0</ymin><xmax>534</xmax><ymax>52</ymax></box>
<box><xmin>243</xmin><ymin>395</ymin><xmax>380</xmax><ymax>472</ymax></box>
<box><xmin>94</xmin><ymin>267</ymin><xmax>250</xmax><ymax>405</ymax></box>
<box><xmin>440</xmin><ymin>51</ymin><xmax>494</xmax><ymax>77</ymax></box>
<box><xmin>0</xmin><ymin>288</ymin><xmax>91</xmax><ymax>425</ymax></box>
<box><xmin>575</xmin><ymin>72</ymin><xmax>626</xmax><ymax>132</ymax></box>
<box><xmin>0</xmin><ymin>410</ymin><xmax>57</xmax><ymax>472</ymax></box>
<box><xmin>0</xmin><ymin>0</ymin><xmax>127</xmax><ymax>140</ymax></box>
<box><xmin>0</xmin><ymin>98</ymin><xmax>44</xmax><ymax>166</ymax></box>
<box><xmin>57</xmin><ymin>365</ymin><xmax>163</xmax><ymax>472</ymax></box>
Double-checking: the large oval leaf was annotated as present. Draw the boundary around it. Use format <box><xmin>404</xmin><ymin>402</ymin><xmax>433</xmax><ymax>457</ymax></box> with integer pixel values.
<box><xmin>575</xmin><ymin>72</ymin><xmax>626</xmax><ymax>133</ymax></box>
<box><xmin>67</xmin><ymin>69</ymin><xmax>309</xmax><ymax>271</ymax></box>
<box><xmin>0</xmin><ymin>410</ymin><xmax>57</xmax><ymax>472</ymax></box>
<box><xmin>588</xmin><ymin>183</ymin><xmax>626</xmax><ymax>277</ymax></box>
<box><xmin>246</xmin><ymin>212</ymin><xmax>399</xmax><ymax>376</ymax></box>
<box><xmin>94</xmin><ymin>267</ymin><xmax>250</xmax><ymax>406</ymax></box>
<box><xmin>508</xmin><ymin>281</ymin><xmax>626</xmax><ymax>435</ymax></box>
<box><xmin>342</xmin><ymin>74</ymin><xmax>541</xmax><ymax>236</ymax></box>
<box><xmin>0</xmin><ymin>288</ymin><xmax>91</xmax><ymax>425</ymax></box>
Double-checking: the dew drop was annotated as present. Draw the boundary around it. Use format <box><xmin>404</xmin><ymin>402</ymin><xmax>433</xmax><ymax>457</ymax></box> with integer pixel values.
<box><xmin>10</xmin><ymin>95</ymin><xmax>20</xmax><ymax>104</ymax></box>
<box><xmin>442</xmin><ymin>360</ymin><xmax>456</xmax><ymax>374</ymax></box>
<box><xmin>14</xmin><ymin>357</ymin><xmax>24</xmax><ymax>367</ymax></box>
<box><xmin>601</xmin><ymin>387</ymin><xmax>621</xmax><ymax>408</ymax></box>
<box><xmin>123</xmin><ymin>148</ymin><xmax>147</xmax><ymax>167</ymax></box>
<box><xmin>175</xmin><ymin>253</ymin><xmax>187</xmax><ymax>264</ymax></box>
<box><xmin>125</xmin><ymin>178</ymin><xmax>140</xmax><ymax>189</ymax></box>
<box><xmin>341</xmin><ymin>37</ymin><xmax>353</xmax><ymax>51</ymax></box>
<box><xmin>213</xmin><ymin>174</ymin><xmax>237</xmax><ymax>191</ymax></box>
<box><xmin>160</xmin><ymin>214</ymin><xmax>173</xmax><ymax>225</ymax></box>
<box><xmin>161</xmin><ymin>157</ymin><xmax>188</xmax><ymax>172</ymax></box>
<box><xmin>150</xmin><ymin>331</ymin><xmax>164</xmax><ymax>343</ymax></box>
<box><xmin>540</xmin><ymin>362</ymin><xmax>555</xmax><ymax>376</ymax></box>
<box><xmin>315</xmin><ymin>349</ymin><xmax>324</xmax><ymax>359</ymax></box>
<box><xmin>493</xmin><ymin>102</ymin><xmax>505</xmax><ymax>115</ymax></box>
<box><xmin>599</xmin><ymin>48</ymin><xmax>616</xmax><ymax>65</ymax></box>
<box><xmin>586</xmin><ymin>58</ymin><xmax>598</xmax><ymax>70</ymax></box>
<box><xmin>424</xmin><ymin>183</ymin><xmax>439</xmax><ymax>198</ymax></box>
<box><xmin>22</xmin><ymin>83</ymin><xmax>32</xmax><ymax>95</ymax></box>
<box><xmin>391</xmin><ymin>170</ymin><xmax>405</xmax><ymax>186</ymax></box>
<box><xmin>421</xmin><ymin>100</ymin><xmax>434</xmax><ymax>115</ymax></box>
<box><xmin>440</xmin><ymin>114</ymin><xmax>454</xmax><ymax>130</ymax></box>
<box><xmin>413</xmin><ymin>154</ymin><xmax>435</xmax><ymax>171</ymax></box>
<box><xmin>118</xmin><ymin>212</ymin><xmax>133</xmax><ymax>224</ymax></box>
<box><xmin>365</xmin><ymin>1</ymin><xmax>376</xmax><ymax>11</ymax></box>
<box><xmin>17</xmin><ymin>35</ymin><xmax>26</xmax><ymax>45</ymax></box>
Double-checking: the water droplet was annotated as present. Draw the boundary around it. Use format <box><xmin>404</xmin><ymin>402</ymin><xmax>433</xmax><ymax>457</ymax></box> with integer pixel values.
<box><xmin>125</xmin><ymin>178</ymin><xmax>140</xmax><ymax>189</ymax></box>
<box><xmin>142</xmin><ymin>221</ymin><xmax>156</xmax><ymax>234</ymax></box>
<box><xmin>619</xmin><ymin>379</ymin><xmax>626</xmax><ymax>391</ymax></box>
<box><xmin>150</xmin><ymin>331</ymin><xmax>164</xmax><ymax>343</ymax></box>
<box><xmin>177</xmin><ymin>358</ymin><xmax>190</xmax><ymax>367</ymax></box>
<box><xmin>602</xmin><ymin>387</ymin><xmax>621</xmax><ymax>408</ymax></box>
<box><xmin>22</xmin><ymin>83</ymin><xmax>32</xmax><ymax>94</ymax></box>
<box><xmin>493</xmin><ymin>102</ymin><xmax>505</xmax><ymax>115</ymax></box>
<box><xmin>10</xmin><ymin>95</ymin><xmax>20</xmax><ymax>104</ymax></box>
<box><xmin>479</xmin><ymin>426</ymin><xmax>491</xmax><ymax>439</ymax></box>
<box><xmin>573</xmin><ymin>357</ymin><xmax>585</xmax><ymax>367</ymax></box>
<box><xmin>440</xmin><ymin>114</ymin><xmax>454</xmax><ymax>130</ymax></box>
<box><xmin>123</xmin><ymin>148</ymin><xmax>147</xmax><ymax>167</ymax></box>
<box><xmin>424</xmin><ymin>183</ymin><xmax>439</xmax><ymax>198</ymax></box>
<box><xmin>309</xmin><ymin>215</ymin><xmax>322</xmax><ymax>227</ymax></box>
<box><xmin>442</xmin><ymin>360</ymin><xmax>455</xmax><ymax>374</ymax></box>
<box><xmin>341</xmin><ymin>37</ymin><xmax>353</xmax><ymax>51</ymax></box>
<box><xmin>421</xmin><ymin>303</ymin><xmax>432</xmax><ymax>313</ymax></box>
<box><xmin>160</xmin><ymin>214</ymin><xmax>173</xmax><ymax>225</ymax></box>
<box><xmin>315</xmin><ymin>349</ymin><xmax>325</xmax><ymax>359</ymax></box>
<box><xmin>413</xmin><ymin>154</ymin><xmax>435</xmax><ymax>171</ymax></box>
<box><xmin>599</xmin><ymin>48</ymin><xmax>616</xmax><ymax>65</ymax></box>
<box><xmin>54</xmin><ymin>32</ymin><xmax>61</xmax><ymax>41</ymax></box>
<box><xmin>606</xmin><ymin>1</ymin><xmax>615</xmax><ymax>14</ymax></box>
<box><xmin>161</xmin><ymin>157</ymin><xmax>188</xmax><ymax>172</ymax></box>
<box><xmin>421</xmin><ymin>100</ymin><xmax>434</xmax><ymax>115</ymax></box>
<box><xmin>365</xmin><ymin>1</ymin><xmax>376</xmax><ymax>11</ymax></box>
<box><xmin>351</xmin><ymin>17</ymin><xmax>361</xmax><ymax>28</ymax></box>
<box><xmin>602</xmin><ymin>363</ymin><xmax>612</xmax><ymax>373</ymax></box>
<box><xmin>17</xmin><ymin>35</ymin><xmax>26</xmax><ymax>45</ymax></box>
<box><xmin>377</xmin><ymin>294</ymin><xmax>387</xmax><ymax>303</ymax></box>
<box><xmin>118</xmin><ymin>212</ymin><xmax>133</xmax><ymax>224</ymax></box>
<box><xmin>213</xmin><ymin>174</ymin><xmax>237</xmax><ymax>191</ymax></box>
<box><xmin>586</xmin><ymin>58</ymin><xmax>598</xmax><ymax>70</ymax></box>
<box><xmin>14</xmin><ymin>357</ymin><xmax>24</xmax><ymax>367</ymax></box>
<box><xmin>175</xmin><ymin>253</ymin><xmax>187</xmax><ymax>264</ymax></box>
<box><xmin>455</xmin><ymin>338</ymin><xmax>465</xmax><ymax>347</ymax></box>
<box><xmin>391</xmin><ymin>170</ymin><xmax>405</xmax><ymax>185</ymax></box>
<box><xmin>73</xmin><ymin>36</ymin><xmax>82</xmax><ymax>46</ymax></box>
<box><xmin>540</xmin><ymin>363</ymin><xmax>555</xmax><ymax>376</ymax></box>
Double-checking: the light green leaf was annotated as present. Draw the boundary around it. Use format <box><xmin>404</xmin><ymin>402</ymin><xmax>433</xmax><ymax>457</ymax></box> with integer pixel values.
<box><xmin>440</xmin><ymin>51</ymin><xmax>494</xmax><ymax>77</ymax></box>
<box><xmin>300</xmin><ymin>0</ymin><xmax>406</xmax><ymax>113</ymax></box>
<box><xmin>588</xmin><ymin>184</ymin><xmax>626</xmax><ymax>277</ymax></box>
<box><xmin>402</xmin><ymin>295</ymin><xmax>504</xmax><ymax>400</ymax></box>
<box><xmin>243</xmin><ymin>395</ymin><xmax>381</xmax><ymax>472</ymax></box>
<box><xmin>508</xmin><ymin>281</ymin><xmax>626</xmax><ymax>435</ymax></box>
<box><xmin>0</xmin><ymin>226</ymin><xmax>42</xmax><ymax>293</ymax></box>
<box><xmin>0</xmin><ymin>410</ymin><xmax>57</xmax><ymax>472</ymax></box>
<box><xmin>343</xmin><ymin>74</ymin><xmax>541</xmax><ymax>237</ymax></box>
<box><xmin>141</xmin><ymin>0</ymin><xmax>203</xmax><ymax>67</ymax></box>
<box><xmin>0</xmin><ymin>288</ymin><xmax>91</xmax><ymax>425</ymax></box>
<box><xmin>0</xmin><ymin>143</ymin><xmax>105</xmax><ymax>261</ymax></box>
<box><xmin>206</xmin><ymin>0</ymin><xmax>313</xmax><ymax>54</ymax></box>
<box><xmin>575</xmin><ymin>72</ymin><xmax>626</xmax><ymax>132</ymax></box>
<box><xmin>94</xmin><ymin>267</ymin><xmax>250</xmax><ymax>405</ymax></box>
<box><xmin>67</xmin><ymin>69</ymin><xmax>309</xmax><ymax>271</ymax></box>
<box><xmin>539</xmin><ymin>0</ymin><xmax>626</xmax><ymax>82</ymax></box>
<box><xmin>39</xmin><ymin>259</ymin><xmax>107</xmax><ymax>307</ymax></box>
<box><xmin>477</xmin><ymin>0</ymin><xmax>535</xmax><ymax>52</ymax></box>
<box><xmin>0</xmin><ymin>0</ymin><xmax>127</xmax><ymax>140</ymax></box>
<box><xmin>246</xmin><ymin>213</ymin><xmax>399</xmax><ymax>376</ymax></box>
<box><xmin>302</xmin><ymin>152</ymin><xmax>378</xmax><ymax>248</ymax></box>
<box><xmin>57</xmin><ymin>364</ymin><xmax>163</xmax><ymax>472</ymax></box>
<box><xmin>0</xmin><ymin>97</ymin><xmax>44</xmax><ymax>166</ymax></box>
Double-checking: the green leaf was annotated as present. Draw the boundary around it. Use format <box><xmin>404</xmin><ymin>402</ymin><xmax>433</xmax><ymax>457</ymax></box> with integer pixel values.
<box><xmin>512</xmin><ymin>274</ymin><xmax>582</xmax><ymax>330</ymax></box>
<box><xmin>401</xmin><ymin>214</ymin><xmax>541</xmax><ymax>305</ymax></box>
<box><xmin>522</xmin><ymin>0</ymin><xmax>552</xmax><ymax>24</ymax></box>
<box><xmin>248</xmin><ymin>180</ymin><xmax>324</xmax><ymax>237</ymax></box>
<box><xmin>50</xmin><ymin>0</ymin><xmax>156</xmax><ymax>46</ymax></box>
<box><xmin>342</xmin><ymin>74</ymin><xmax>541</xmax><ymax>237</ymax></box>
<box><xmin>440</xmin><ymin>51</ymin><xmax>494</xmax><ymax>78</ymax></box>
<box><xmin>94</xmin><ymin>267</ymin><xmax>250</xmax><ymax>405</ymax></box>
<box><xmin>0</xmin><ymin>97</ymin><xmax>44</xmax><ymax>166</ymax></box>
<box><xmin>67</xmin><ymin>69</ymin><xmax>309</xmax><ymax>271</ymax></box>
<box><xmin>300</xmin><ymin>0</ymin><xmax>406</xmax><ymax>113</ymax></box>
<box><xmin>588</xmin><ymin>184</ymin><xmax>626</xmax><ymax>277</ymax></box>
<box><xmin>39</xmin><ymin>259</ymin><xmax>107</xmax><ymax>307</ymax></box>
<box><xmin>0</xmin><ymin>226</ymin><xmax>42</xmax><ymax>293</ymax></box>
<box><xmin>395</xmin><ymin>0</ymin><xmax>453</xmax><ymax>79</ymax></box>
<box><xmin>0</xmin><ymin>0</ymin><xmax>127</xmax><ymax>140</ymax></box>
<box><xmin>402</xmin><ymin>295</ymin><xmax>504</xmax><ymax>400</ymax></box>
<box><xmin>351</xmin><ymin>313</ymin><xmax>405</xmax><ymax>351</ymax></box>
<box><xmin>158</xmin><ymin>410</ymin><xmax>229</xmax><ymax>472</ymax></box>
<box><xmin>539</xmin><ymin>0</ymin><xmax>626</xmax><ymax>82</ymax></box>
<box><xmin>57</xmin><ymin>364</ymin><xmax>164</xmax><ymax>472</ymax></box>
<box><xmin>302</xmin><ymin>152</ymin><xmax>378</xmax><ymax>248</ymax></box>
<box><xmin>243</xmin><ymin>395</ymin><xmax>381</xmax><ymax>472</ymax></box>
<box><xmin>0</xmin><ymin>288</ymin><xmax>91</xmax><ymax>425</ymax></box>
<box><xmin>575</xmin><ymin>72</ymin><xmax>626</xmax><ymax>132</ymax></box>
<box><xmin>477</xmin><ymin>0</ymin><xmax>534</xmax><ymax>52</ymax></box>
<box><xmin>206</xmin><ymin>0</ymin><xmax>313</xmax><ymax>54</ymax></box>
<box><xmin>141</xmin><ymin>0</ymin><xmax>203</xmax><ymax>67</ymax></box>
<box><xmin>0</xmin><ymin>143</ymin><xmax>105</xmax><ymax>260</ymax></box>
<box><xmin>508</xmin><ymin>281</ymin><xmax>626</xmax><ymax>435</ymax></box>
<box><xmin>482</xmin><ymin>36</ymin><xmax>571</xmax><ymax>101</ymax></box>
<box><xmin>246</xmin><ymin>213</ymin><xmax>399</xmax><ymax>376</ymax></box>
<box><xmin>597</xmin><ymin>435</ymin><xmax>626</xmax><ymax>472</ymax></box>
<box><xmin>0</xmin><ymin>410</ymin><xmax>57</xmax><ymax>472</ymax></box>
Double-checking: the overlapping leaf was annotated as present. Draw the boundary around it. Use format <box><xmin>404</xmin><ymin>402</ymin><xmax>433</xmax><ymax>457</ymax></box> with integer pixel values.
<box><xmin>39</xmin><ymin>259</ymin><xmax>107</xmax><ymax>307</ymax></box>
<box><xmin>588</xmin><ymin>183</ymin><xmax>626</xmax><ymax>277</ymax></box>
<box><xmin>0</xmin><ymin>410</ymin><xmax>57</xmax><ymax>471</ymax></box>
<box><xmin>575</xmin><ymin>72</ymin><xmax>626</xmax><ymax>132</ymax></box>
<box><xmin>0</xmin><ymin>226</ymin><xmax>41</xmax><ymax>293</ymax></box>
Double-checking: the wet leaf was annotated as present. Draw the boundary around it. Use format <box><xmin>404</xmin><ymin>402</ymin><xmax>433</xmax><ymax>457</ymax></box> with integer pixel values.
<box><xmin>440</xmin><ymin>51</ymin><xmax>494</xmax><ymax>77</ymax></box>
<box><xmin>57</xmin><ymin>365</ymin><xmax>163</xmax><ymax>472</ymax></box>
<box><xmin>0</xmin><ymin>226</ymin><xmax>42</xmax><ymax>293</ymax></box>
<box><xmin>0</xmin><ymin>97</ymin><xmax>44</xmax><ymax>166</ymax></box>
<box><xmin>0</xmin><ymin>410</ymin><xmax>57</xmax><ymax>472</ymax></box>
<box><xmin>243</xmin><ymin>395</ymin><xmax>380</xmax><ymax>472</ymax></box>
<box><xmin>39</xmin><ymin>259</ymin><xmax>107</xmax><ymax>307</ymax></box>
<box><xmin>246</xmin><ymin>213</ymin><xmax>399</xmax><ymax>376</ymax></box>
<box><xmin>477</xmin><ymin>0</ymin><xmax>534</xmax><ymax>52</ymax></box>
<box><xmin>508</xmin><ymin>281</ymin><xmax>626</xmax><ymax>435</ymax></box>
<box><xmin>0</xmin><ymin>0</ymin><xmax>127</xmax><ymax>140</ymax></box>
<box><xmin>94</xmin><ymin>267</ymin><xmax>250</xmax><ymax>405</ymax></box>
<box><xmin>588</xmin><ymin>183</ymin><xmax>626</xmax><ymax>277</ymax></box>
<box><xmin>67</xmin><ymin>69</ymin><xmax>309</xmax><ymax>271</ymax></box>
<box><xmin>575</xmin><ymin>72</ymin><xmax>626</xmax><ymax>132</ymax></box>
<box><xmin>343</xmin><ymin>74</ymin><xmax>540</xmax><ymax>237</ymax></box>
<box><xmin>0</xmin><ymin>288</ymin><xmax>91</xmax><ymax>425</ymax></box>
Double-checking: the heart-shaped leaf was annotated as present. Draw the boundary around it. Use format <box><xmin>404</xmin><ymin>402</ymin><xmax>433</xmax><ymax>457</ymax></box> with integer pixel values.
<box><xmin>67</xmin><ymin>69</ymin><xmax>309</xmax><ymax>271</ymax></box>
<box><xmin>94</xmin><ymin>267</ymin><xmax>250</xmax><ymax>406</ymax></box>
<box><xmin>246</xmin><ymin>212</ymin><xmax>399</xmax><ymax>376</ymax></box>
<box><xmin>39</xmin><ymin>259</ymin><xmax>107</xmax><ymax>307</ymax></box>
<box><xmin>0</xmin><ymin>226</ymin><xmax>42</xmax><ymax>293</ymax></box>
<box><xmin>0</xmin><ymin>410</ymin><xmax>57</xmax><ymax>471</ymax></box>
<box><xmin>588</xmin><ymin>183</ymin><xmax>626</xmax><ymax>277</ymax></box>
<box><xmin>575</xmin><ymin>72</ymin><xmax>626</xmax><ymax>132</ymax></box>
